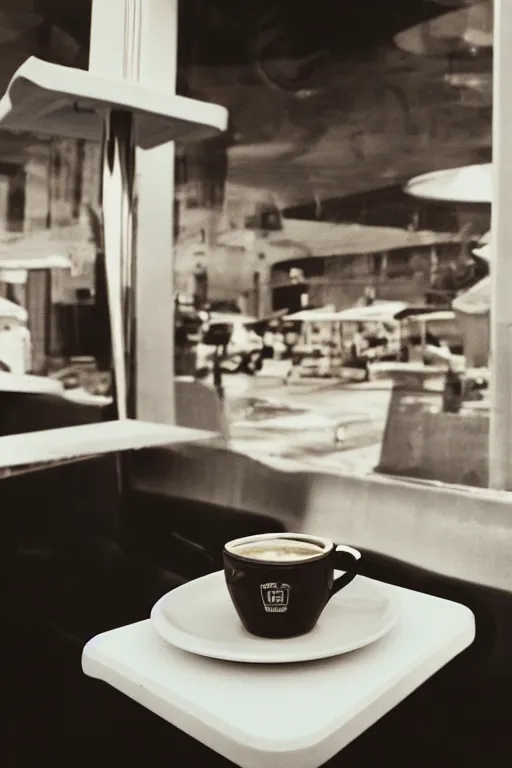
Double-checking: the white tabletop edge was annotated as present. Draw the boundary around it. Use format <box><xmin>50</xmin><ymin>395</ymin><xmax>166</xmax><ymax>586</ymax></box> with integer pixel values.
<box><xmin>82</xmin><ymin>635</ymin><xmax>278</xmax><ymax>767</ymax></box>
<box><xmin>82</xmin><ymin>591</ymin><xmax>476</xmax><ymax>768</ymax></box>
<box><xmin>310</xmin><ymin>617</ymin><xmax>475</xmax><ymax>767</ymax></box>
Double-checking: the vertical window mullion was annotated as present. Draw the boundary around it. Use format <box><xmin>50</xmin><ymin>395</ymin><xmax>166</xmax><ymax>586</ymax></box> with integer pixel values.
<box><xmin>489</xmin><ymin>0</ymin><xmax>512</xmax><ymax>489</ymax></box>
<box><xmin>89</xmin><ymin>0</ymin><xmax>178</xmax><ymax>424</ymax></box>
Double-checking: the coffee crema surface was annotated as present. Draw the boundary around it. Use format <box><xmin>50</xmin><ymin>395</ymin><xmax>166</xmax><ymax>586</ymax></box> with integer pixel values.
<box><xmin>232</xmin><ymin>538</ymin><xmax>325</xmax><ymax>563</ymax></box>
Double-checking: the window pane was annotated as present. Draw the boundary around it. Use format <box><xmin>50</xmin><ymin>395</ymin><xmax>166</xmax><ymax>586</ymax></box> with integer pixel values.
<box><xmin>175</xmin><ymin>0</ymin><xmax>492</xmax><ymax>489</ymax></box>
<box><xmin>0</xmin><ymin>3</ymin><xmax>110</xmax><ymax>470</ymax></box>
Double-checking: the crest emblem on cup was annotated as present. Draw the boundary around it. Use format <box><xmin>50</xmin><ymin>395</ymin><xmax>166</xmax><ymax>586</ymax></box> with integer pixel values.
<box><xmin>260</xmin><ymin>582</ymin><xmax>290</xmax><ymax>613</ymax></box>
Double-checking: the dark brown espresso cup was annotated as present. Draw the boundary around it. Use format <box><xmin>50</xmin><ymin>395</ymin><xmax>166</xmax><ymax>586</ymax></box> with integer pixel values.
<box><xmin>223</xmin><ymin>532</ymin><xmax>362</xmax><ymax>639</ymax></box>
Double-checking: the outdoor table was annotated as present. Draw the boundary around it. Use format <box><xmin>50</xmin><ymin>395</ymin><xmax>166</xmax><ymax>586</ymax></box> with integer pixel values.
<box><xmin>82</xmin><ymin>576</ymin><xmax>475</xmax><ymax>768</ymax></box>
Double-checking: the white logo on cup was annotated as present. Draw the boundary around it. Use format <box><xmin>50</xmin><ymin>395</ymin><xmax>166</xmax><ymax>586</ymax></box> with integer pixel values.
<box><xmin>260</xmin><ymin>582</ymin><xmax>290</xmax><ymax>613</ymax></box>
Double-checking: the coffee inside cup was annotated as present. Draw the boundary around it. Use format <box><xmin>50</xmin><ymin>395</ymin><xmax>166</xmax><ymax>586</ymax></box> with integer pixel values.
<box><xmin>231</xmin><ymin>537</ymin><xmax>325</xmax><ymax>563</ymax></box>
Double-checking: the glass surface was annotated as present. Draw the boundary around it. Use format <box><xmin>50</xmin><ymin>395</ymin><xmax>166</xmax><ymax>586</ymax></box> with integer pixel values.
<box><xmin>175</xmin><ymin>0</ymin><xmax>492</xmax><ymax>488</ymax></box>
<box><xmin>0</xmin><ymin>2</ymin><xmax>109</xmax><ymax>477</ymax></box>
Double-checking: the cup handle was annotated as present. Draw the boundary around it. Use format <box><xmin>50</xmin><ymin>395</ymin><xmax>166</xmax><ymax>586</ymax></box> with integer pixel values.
<box><xmin>330</xmin><ymin>544</ymin><xmax>362</xmax><ymax>597</ymax></box>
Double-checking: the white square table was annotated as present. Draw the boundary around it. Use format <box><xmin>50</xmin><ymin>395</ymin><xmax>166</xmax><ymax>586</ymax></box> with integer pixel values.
<box><xmin>82</xmin><ymin>577</ymin><xmax>475</xmax><ymax>768</ymax></box>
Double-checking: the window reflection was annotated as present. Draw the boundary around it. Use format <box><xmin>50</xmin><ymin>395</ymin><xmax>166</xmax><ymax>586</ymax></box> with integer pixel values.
<box><xmin>0</xmin><ymin>134</ymin><xmax>103</xmax><ymax>374</ymax></box>
<box><xmin>0</xmin><ymin>2</ymin><xmax>111</xmax><ymax>457</ymax></box>
<box><xmin>175</xmin><ymin>0</ymin><xmax>493</xmax><ymax>488</ymax></box>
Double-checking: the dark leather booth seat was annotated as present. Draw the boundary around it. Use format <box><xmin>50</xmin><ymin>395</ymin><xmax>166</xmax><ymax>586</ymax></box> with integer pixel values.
<box><xmin>1</xmin><ymin>390</ymin><xmax>510</xmax><ymax>767</ymax></box>
<box><xmin>0</xmin><ymin>390</ymin><xmax>287</xmax><ymax>766</ymax></box>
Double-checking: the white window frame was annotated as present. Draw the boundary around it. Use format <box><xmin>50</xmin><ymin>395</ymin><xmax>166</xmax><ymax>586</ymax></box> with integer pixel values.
<box><xmin>489</xmin><ymin>0</ymin><xmax>512</xmax><ymax>490</ymax></box>
<box><xmin>90</xmin><ymin>0</ymin><xmax>512</xmax><ymax>492</ymax></box>
<box><xmin>89</xmin><ymin>0</ymin><xmax>177</xmax><ymax>425</ymax></box>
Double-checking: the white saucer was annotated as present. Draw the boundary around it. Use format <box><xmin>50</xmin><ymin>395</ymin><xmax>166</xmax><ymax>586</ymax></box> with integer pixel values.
<box><xmin>150</xmin><ymin>571</ymin><xmax>399</xmax><ymax>664</ymax></box>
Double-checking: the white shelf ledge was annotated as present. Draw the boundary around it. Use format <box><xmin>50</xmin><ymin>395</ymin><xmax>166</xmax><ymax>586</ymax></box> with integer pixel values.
<box><xmin>0</xmin><ymin>57</ymin><xmax>228</xmax><ymax>149</ymax></box>
<box><xmin>0</xmin><ymin>373</ymin><xmax>64</xmax><ymax>396</ymax></box>
<box><xmin>0</xmin><ymin>419</ymin><xmax>214</xmax><ymax>471</ymax></box>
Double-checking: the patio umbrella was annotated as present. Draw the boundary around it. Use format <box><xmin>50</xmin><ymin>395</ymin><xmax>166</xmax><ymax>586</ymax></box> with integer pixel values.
<box><xmin>472</xmin><ymin>230</ymin><xmax>490</xmax><ymax>261</ymax></box>
<box><xmin>394</xmin><ymin>0</ymin><xmax>493</xmax><ymax>57</ymax></box>
<box><xmin>271</xmin><ymin>219</ymin><xmax>468</xmax><ymax>259</ymax></box>
<box><xmin>404</xmin><ymin>163</ymin><xmax>492</xmax><ymax>203</ymax></box>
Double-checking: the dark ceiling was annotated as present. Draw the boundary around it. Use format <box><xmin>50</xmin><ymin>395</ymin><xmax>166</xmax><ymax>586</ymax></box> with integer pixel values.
<box><xmin>176</xmin><ymin>0</ymin><xmax>492</xmax><ymax>207</ymax></box>
<box><xmin>0</xmin><ymin>0</ymin><xmax>491</xmax><ymax>208</ymax></box>
<box><xmin>41</xmin><ymin>0</ymin><xmax>459</xmax><ymax>67</ymax></box>
<box><xmin>177</xmin><ymin>0</ymin><xmax>450</xmax><ymax>66</ymax></box>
